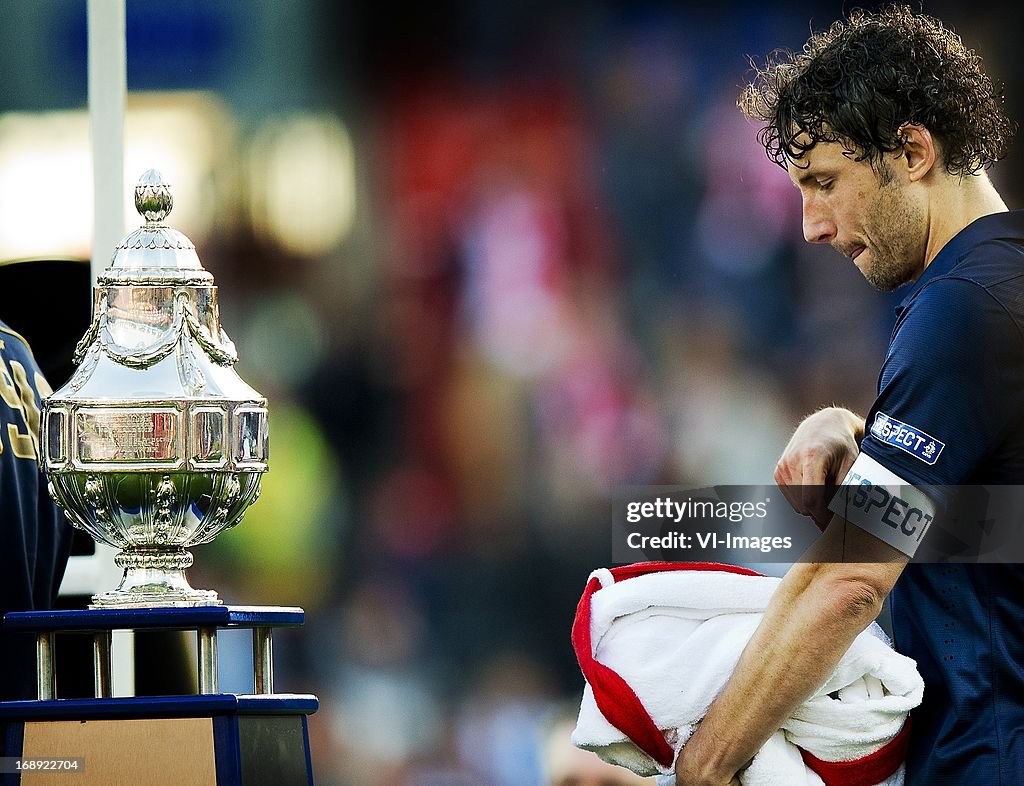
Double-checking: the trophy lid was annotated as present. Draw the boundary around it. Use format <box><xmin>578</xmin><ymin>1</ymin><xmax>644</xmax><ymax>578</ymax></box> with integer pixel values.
<box><xmin>98</xmin><ymin>169</ymin><xmax>214</xmax><ymax>286</ymax></box>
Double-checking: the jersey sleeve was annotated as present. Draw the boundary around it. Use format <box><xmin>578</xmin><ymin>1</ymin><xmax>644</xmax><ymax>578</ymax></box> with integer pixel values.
<box><xmin>863</xmin><ymin>277</ymin><xmax>1021</xmax><ymax>485</ymax></box>
<box><xmin>829</xmin><ymin>277</ymin><xmax>1024</xmax><ymax>557</ymax></box>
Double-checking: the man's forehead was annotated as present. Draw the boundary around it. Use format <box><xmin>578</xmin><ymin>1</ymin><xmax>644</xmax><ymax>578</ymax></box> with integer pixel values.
<box><xmin>785</xmin><ymin>139</ymin><xmax>860</xmax><ymax>182</ymax></box>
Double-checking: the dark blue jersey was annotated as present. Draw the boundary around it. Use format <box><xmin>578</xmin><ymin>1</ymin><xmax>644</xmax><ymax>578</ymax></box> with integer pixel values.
<box><xmin>0</xmin><ymin>321</ymin><xmax>72</xmax><ymax>701</ymax></box>
<box><xmin>857</xmin><ymin>211</ymin><xmax>1024</xmax><ymax>784</ymax></box>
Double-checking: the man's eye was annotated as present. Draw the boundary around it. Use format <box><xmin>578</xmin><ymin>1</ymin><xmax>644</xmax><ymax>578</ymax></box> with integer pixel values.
<box><xmin>818</xmin><ymin>179</ymin><xmax>834</xmax><ymax>191</ymax></box>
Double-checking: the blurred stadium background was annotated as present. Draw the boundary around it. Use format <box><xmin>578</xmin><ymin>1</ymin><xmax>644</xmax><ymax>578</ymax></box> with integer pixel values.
<box><xmin>1</xmin><ymin>1</ymin><xmax>1021</xmax><ymax>783</ymax></box>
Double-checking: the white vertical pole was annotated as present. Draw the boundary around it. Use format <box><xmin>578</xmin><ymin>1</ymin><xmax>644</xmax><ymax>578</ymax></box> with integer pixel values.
<box><xmin>87</xmin><ymin>0</ymin><xmax>134</xmax><ymax>697</ymax></box>
<box><xmin>88</xmin><ymin>0</ymin><xmax>126</xmax><ymax>287</ymax></box>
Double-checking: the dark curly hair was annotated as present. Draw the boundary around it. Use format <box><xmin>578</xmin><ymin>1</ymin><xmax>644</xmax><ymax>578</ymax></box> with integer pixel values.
<box><xmin>739</xmin><ymin>4</ymin><xmax>1015</xmax><ymax>176</ymax></box>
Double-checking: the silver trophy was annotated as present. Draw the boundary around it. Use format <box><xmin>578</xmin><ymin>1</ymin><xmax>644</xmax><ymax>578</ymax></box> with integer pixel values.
<box><xmin>40</xmin><ymin>170</ymin><xmax>268</xmax><ymax>608</ymax></box>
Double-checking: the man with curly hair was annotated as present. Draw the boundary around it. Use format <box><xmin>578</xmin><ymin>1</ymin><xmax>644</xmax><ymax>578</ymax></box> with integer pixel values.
<box><xmin>671</xmin><ymin>6</ymin><xmax>1022</xmax><ymax>785</ymax></box>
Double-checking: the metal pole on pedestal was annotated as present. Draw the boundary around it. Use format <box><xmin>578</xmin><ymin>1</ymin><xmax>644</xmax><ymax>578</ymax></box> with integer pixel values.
<box><xmin>253</xmin><ymin>627</ymin><xmax>274</xmax><ymax>694</ymax></box>
<box><xmin>36</xmin><ymin>632</ymin><xmax>56</xmax><ymax>700</ymax></box>
<box><xmin>86</xmin><ymin>0</ymin><xmax>134</xmax><ymax>697</ymax></box>
<box><xmin>198</xmin><ymin>628</ymin><xmax>219</xmax><ymax>694</ymax></box>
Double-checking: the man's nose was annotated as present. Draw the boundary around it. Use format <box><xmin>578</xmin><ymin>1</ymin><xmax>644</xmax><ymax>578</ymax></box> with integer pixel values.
<box><xmin>802</xmin><ymin>201</ymin><xmax>836</xmax><ymax>244</ymax></box>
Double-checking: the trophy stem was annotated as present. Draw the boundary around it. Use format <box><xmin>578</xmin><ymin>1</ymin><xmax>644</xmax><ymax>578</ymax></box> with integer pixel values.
<box><xmin>89</xmin><ymin>547</ymin><xmax>222</xmax><ymax>609</ymax></box>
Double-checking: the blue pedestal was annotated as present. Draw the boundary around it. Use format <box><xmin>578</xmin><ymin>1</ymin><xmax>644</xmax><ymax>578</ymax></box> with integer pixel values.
<box><xmin>0</xmin><ymin>607</ymin><xmax>317</xmax><ymax>786</ymax></box>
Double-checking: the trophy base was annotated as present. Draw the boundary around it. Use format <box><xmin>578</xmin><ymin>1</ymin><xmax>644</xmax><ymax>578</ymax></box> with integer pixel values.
<box><xmin>89</xmin><ymin>565</ymin><xmax>223</xmax><ymax>609</ymax></box>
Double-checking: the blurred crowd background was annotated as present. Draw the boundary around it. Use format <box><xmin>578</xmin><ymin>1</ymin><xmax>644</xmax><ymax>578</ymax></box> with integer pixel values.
<box><xmin>2</xmin><ymin>1</ymin><xmax>1023</xmax><ymax>784</ymax></box>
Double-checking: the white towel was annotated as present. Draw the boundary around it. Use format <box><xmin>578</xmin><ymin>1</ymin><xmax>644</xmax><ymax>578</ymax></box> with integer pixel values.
<box><xmin>571</xmin><ymin>562</ymin><xmax>922</xmax><ymax>786</ymax></box>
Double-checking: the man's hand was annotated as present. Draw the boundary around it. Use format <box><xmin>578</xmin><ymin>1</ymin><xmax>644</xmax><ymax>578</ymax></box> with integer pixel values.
<box><xmin>672</xmin><ymin>752</ymin><xmax>741</xmax><ymax>786</ymax></box>
<box><xmin>673</xmin><ymin>738</ymin><xmax>744</xmax><ymax>786</ymax></box>
<box><xmin>774</xmin><ymin>406</ymin><xmax>865</xmax><ymax>529</ymax></box>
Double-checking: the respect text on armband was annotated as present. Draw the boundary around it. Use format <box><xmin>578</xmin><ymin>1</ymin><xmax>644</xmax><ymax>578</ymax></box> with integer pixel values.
<box><xmin>836</xmin><ymin>473</ymin><xmax>934</xmax><ymax>544</ymax></box>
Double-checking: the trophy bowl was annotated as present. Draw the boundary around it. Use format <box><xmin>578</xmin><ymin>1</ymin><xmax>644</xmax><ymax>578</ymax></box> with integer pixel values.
<box><xmin>41</xmin><ymin>170</ymin><xmax>268</xmax><ymax>608</ymax></box>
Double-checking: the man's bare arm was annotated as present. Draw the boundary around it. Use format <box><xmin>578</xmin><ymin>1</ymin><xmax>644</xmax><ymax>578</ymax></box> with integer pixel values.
<box><xmin>673</xmin><ymin>517</ymin><xmax>908</xmax><ymax>785</ymax></box>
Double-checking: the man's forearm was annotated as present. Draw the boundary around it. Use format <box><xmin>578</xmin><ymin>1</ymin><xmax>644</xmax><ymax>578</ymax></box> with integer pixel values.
<box><xmin>674</xmin><ymin>550</ymin><xmax>901</xmax><ymax>783</ymax></box>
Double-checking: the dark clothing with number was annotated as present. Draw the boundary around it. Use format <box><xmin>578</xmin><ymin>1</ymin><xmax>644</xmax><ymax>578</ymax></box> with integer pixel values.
<box><xmin>0</xmin><ymin>322</ymin><xmax>72</xmax><ymax>701</ymax></box>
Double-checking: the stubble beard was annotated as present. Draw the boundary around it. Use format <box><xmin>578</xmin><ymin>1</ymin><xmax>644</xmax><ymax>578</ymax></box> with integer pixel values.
<box><xmin>859</xmin><ymin>178</ymin><xmax>925</xmax><ymax>293</ymax></box>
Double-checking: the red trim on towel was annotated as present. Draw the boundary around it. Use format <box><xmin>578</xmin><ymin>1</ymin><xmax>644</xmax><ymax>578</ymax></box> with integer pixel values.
<box><xmin>571</xmin><ymin>561</ymin><xmax>763</xmax><ymax>769</ymax></box>
<box><xmin>800</xmin><ymin>716</ymin><xmax>912</xmax><ymax>786</ymax></box>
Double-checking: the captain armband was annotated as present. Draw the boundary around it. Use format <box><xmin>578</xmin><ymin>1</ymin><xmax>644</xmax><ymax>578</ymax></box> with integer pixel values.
<box><xmin>828</xmin><ymin>453</ymin><xmax>937</xmax><ymax>558</ymax></box>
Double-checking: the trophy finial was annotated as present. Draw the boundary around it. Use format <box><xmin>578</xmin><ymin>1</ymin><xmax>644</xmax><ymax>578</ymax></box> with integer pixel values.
<box><xmin>134</xmin><ymin>169</ymin><xmax>173</xmax><ymax>224</ymax></box>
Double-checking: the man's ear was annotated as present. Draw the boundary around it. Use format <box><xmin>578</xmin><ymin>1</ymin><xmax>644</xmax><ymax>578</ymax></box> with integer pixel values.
<box><xmin>899</xmin><ymin>124</ymin><xmax>937</xmax><ymax>182</ymax></box>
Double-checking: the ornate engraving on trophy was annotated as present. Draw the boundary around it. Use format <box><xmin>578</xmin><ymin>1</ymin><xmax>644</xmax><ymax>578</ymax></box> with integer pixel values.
<box><xmin>76</xmin><ymin>408</ymin><xmax>182</xmax><ymax>465</ymax></box>
<box><xmin>153</xmin><ymin>474</ymin><xmax>176</xmax><ymax>544</ymax></box>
